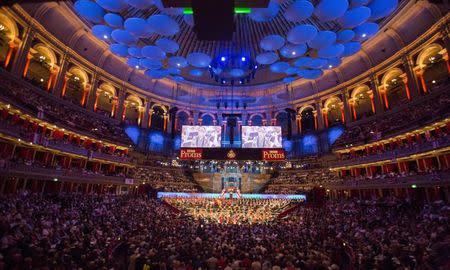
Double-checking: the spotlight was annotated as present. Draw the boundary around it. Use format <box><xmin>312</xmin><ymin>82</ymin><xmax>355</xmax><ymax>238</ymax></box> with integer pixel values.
<box><xmin>221</xmin><ymin>56</ymin><xmax>226</xmax><ymax>62</ymax></box>
<box><xmin>241</xmin><ymin>56</ymin><xmax>246</xmax><ymax>62</ymax></box>
<box><xmin>254</xmin><ymin>65</ymin><xmax>258</xmax><ymax>69</ymax></box>
<box><xmin>362</xmin><ymin>33</ymin><xmax>367</xmax><ymax>38</ymax></box>
<box><xmin>135</xmin><ymin>65</ymin><xmax>139</xmax><ymax>69</ymax></box>
<box><xmin>292</xmin><ymin>51</ymin><xmax>296</xmax><ymax>55</ymax></box>
<box><xmin>328</xmin><ymin>65</ymin><xmax>333</xmax><ymax>68</ymax></box>
<box><xmin>103</xmin><ymin>34</ymin><xmax>108</xmax><ymax>39</ymax></box>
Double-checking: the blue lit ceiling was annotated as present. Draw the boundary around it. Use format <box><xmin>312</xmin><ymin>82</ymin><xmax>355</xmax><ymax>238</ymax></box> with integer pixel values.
<box><xmin>73</xmin><ymin>0</ymin><xmax>399</xmax><ymax>86</ymax></box>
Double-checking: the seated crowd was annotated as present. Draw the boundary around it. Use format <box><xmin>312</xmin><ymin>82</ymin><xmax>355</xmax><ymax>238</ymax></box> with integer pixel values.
<box><xmin>334</xmin><ymin>88</ymin><xmax>450</xmax><ymax>147</ymax></box>
<box><xmin>338</xmin><ymin>125</ymin><xmax>449</xmax><ymax>161</ymax></box>
<box><xmin>263</xmin><ymin>170</ymin><xmax>339</xmax><ymax>194</ymax></box>
<box><xmin>0</xmin><ymin>193</ymin><xmax>449</xmax><ymax>270</ymax></box>
<box><xmin>0</xmin><ymin>109</ymin><xmax>130</xmax><ymax>162</ymax></box>
<box><xmin>0</xmin><ymin>73</ymin><xmax>131</xmax><ymax>145</ymax></box>
<box><xmin>134</xmin><ymin>166</ymin><xmax>202</xmax><ymax>192</ymax></box>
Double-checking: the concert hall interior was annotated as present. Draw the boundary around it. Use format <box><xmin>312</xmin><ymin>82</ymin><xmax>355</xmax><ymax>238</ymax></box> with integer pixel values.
<box><xmin>0</xmin><ymin>0</ymin><xmax>450</xmax><ymax>269</ymax></box>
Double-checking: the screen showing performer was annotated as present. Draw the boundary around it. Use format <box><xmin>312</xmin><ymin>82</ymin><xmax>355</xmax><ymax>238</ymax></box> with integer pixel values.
<box><xmin>241</xmin><ymin>126</ymin><xmax>282</xmax><ymax>148</ymax></box>
<box><xmin>181</xmin><ymin>125</ymin><xmax>222</xmax><ymax>148</ymax></box>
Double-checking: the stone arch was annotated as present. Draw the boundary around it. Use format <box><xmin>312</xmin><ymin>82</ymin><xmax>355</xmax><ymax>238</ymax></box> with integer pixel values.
<box><xmin>416</xmin><ymin>43</ymin><xmax>448</xmax><ymax>89</ymax></box>
<box><xmin>323</xmin><ymin>96</ymin><xmax>343</xmax><ymax>125</ymax></box>
<box><xmin>351</xmin><ymin>85</ymin><xmax>373</xmax><ymax>120</ymax></box>
<box><xmin>176</xmin><ymin>110</ymin><xmax>190</xmax><ymax>131</ymax></box>
<box><xmin>381</xmin><ymin>68</ymin><xmax>407</xmax><ymax>108</ymax></box>
<box><xmin>96</xmin><ymin>83</ymin><xmax>116</xmax><ymax>114</ymax></box>
<box><xmin>200</xmin><ymin>112</ymin><xmax>216</xmax><ymax>125</ymax></box>
<box><xmin>0</xmin><ymin>13</ymin><xmax>18</xmax><ymax>67</ymax></box>
<box><xmin>25</xmin><ymin>43</ymin><xmax>58</xmax><ymax>89</ymax></box>
<box><xmin>299</xmin><ymin>105</ymin><xmax>315</xmax><ymax>132</ymax></box>
<box><xmin>64</xmin><ymin>66</ymin><xmax>90</xmax><ymax>105</ymax></box>
<box><xmin>150</xmin><ymin>104</ymin><xmax>166</xmax><ymax>130</ymax></box>
<box><xmin>249</xmin><ymin>113</ymin><xmax>264</xmax><ymax>126</ymax></box>
<box><xmin>124</xmin><ymin>94</ymin><xmax>142</xmax><ymax>124</ymax></box>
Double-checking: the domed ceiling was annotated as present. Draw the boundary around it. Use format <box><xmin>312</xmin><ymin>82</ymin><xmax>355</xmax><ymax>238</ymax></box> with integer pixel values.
<box><xmin>72</xmin><ymin>0</ymin><xmax>401</xmax><ymax>86</ymax></box>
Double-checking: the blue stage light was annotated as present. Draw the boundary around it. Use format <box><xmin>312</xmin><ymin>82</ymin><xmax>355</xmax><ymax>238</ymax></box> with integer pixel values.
<box><xmin>241</xmin><ymin>56</ymin><xmax>246</xmax><ymax>62</ymax></box>
<box><xmin>221</xmin><ymin>56</ymin><xmax>226</xmax><ymax>62</ymax></box>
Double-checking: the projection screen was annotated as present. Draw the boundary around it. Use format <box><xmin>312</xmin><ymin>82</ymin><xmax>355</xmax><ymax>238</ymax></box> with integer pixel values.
<box><xmin>181</xmin><ymin>126</ymin><xmax>222</xmax><ymax>148</ymax></box>
<box><xmin>241</xmin><ymin>126</ymin><xmax>282</xmax><ymax>148</ymax></box>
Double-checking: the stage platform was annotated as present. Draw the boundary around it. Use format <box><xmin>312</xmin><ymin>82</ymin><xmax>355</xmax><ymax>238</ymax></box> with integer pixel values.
<box><xmin>157</xmin><ymin>192</ymin><xmax>306</xmax><ymax>200</ymax></box>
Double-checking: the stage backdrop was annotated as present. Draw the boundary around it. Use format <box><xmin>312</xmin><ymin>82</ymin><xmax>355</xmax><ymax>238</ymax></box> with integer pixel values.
<box><xmin>241</xmin><ymin>126</ymin><xmax>282</xmax><ymax>148</ymax></box>
<box><xmin>181</xmin><ymin>125</ymin><xmax>222</xmax><ymax>148</ymax></box>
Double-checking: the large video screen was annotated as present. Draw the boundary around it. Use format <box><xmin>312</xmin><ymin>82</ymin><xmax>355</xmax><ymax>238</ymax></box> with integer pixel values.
<box><xmin>241</xmin><ymin>126</ymin><xmax>282</xmax><ymax>148</ymax></box>
<box><xmin>181</xmin><ymin>126</ymin><xmax>222</xmax><ymax>148</ymax></box>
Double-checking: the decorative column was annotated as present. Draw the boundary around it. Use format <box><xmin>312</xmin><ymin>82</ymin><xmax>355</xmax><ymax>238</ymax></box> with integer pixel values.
<box><xmin>322</xmin><ymin>108</ymin><xmax>328</xmax><ymax>128</ymax></box>
<box><xmin>341</xmin><ymin>90</ymin><xmax>352</xmax><ymax>123</ymax></box>
<box><xmin>4</xmin><ymin>40</ymin><xmax>18</xmax><ymax>69</ymax></box>
<box><xmin>414</xmin><ymin>68</ymin><xmax>428</xmax><ymax>94</ymax></box>
<box><xmin>53</xmin><ymin>54</ymin><xmax>70</xmax><ymax>97</ymax></box>
<box><xmin>402</xmin><ymin>55</ymin><xmax>420</xmax><ymax>99</ymax></box>
<box><xmin>315</xmin><ymin>101</ymin><xmax>324</xmax><ymax>130</ymax></box>
<box><xmin>141</xmin><ymin>100</ymin><xmax>150</xmax><ymax>128</ymax></box>
<box><xmin>400</xmin><ymin>73</ymin><xmax>411</xmax><ymax>100</ymax></box>
<box><xmin>378</xmin><ymin>85</ymin><xmax>389</xmax><ymax>109</ymax></box>
<box><xmin>262</xmin><ymin>119</ymin><xmax>267</xmax><ymax>126</ymax></box>
<box><xmin>312</xmin><ymin>110</ymin><xmax>318</xmax><ymax>130</ymax></box>
<box><xmin>442</xmin><ymin>51</ymin><xmax>450</xmax><ymax>75</ymax></box>
<box><xmin>93</xmin><ymin>92</ymin><xmax>100</xmax><ymax>112</ymax></box>
<box><xmin>46</xmin><ymin>66</ymin><xmax>59</xmax><ymax>92</ymax></box>
<box><xmin>197</xmin><ymin>118</ymin><xmax>203</xmax><ymax>126</ymax></box>
<box><xmin>110</xmin><ymin>96</ymin><xmax>118</xmax><ymax>118</ymax></box>
<box><xmin>80</xmin><ymin>83</ymin><xmax>91</xmax><ymax>107</ymax></box>
<box><xmin>60</xmin><ymin>74</ymin><xmax>70</xmax><ymax>97</ymax></box>
<box><xmin>115</xmin><ymin>90</ymin><xmax>126</xmax><ymax>121</ymax></box>
<box><xmin>369</xmin><ymin>75</ymin><xmax>384</xmax><ymax>114</ymax></box>
<box><xmin>271</xmin><ymin>118</ymin><xmax>277</xmax><ymax>126</ymax></box>
<box><xmin>148</xmin><ymin>108</ymin><xmax>154</xmax><ymax>128</ymax></box>
<box><xmin>163</xmin><ymin>113</ymin><xmax>168</xmax><ymax>132</ymax></box>
<box><xmin>193</xmin><ymin>111</ymin><xmax>200</xmax><ymax>125</ymax></box>
<box><xmin>339</xmin><ymin>102</ymin><xmax>345</xmax><ymax>124</ymax></box>
<box><xmin>368</xmin><ymin>91</ymin><xmax>376</xmax><ymax>114</ymax></box>
<box><xmin>348</xmin><ymin>99</ymin><xmax>357</xmax><ymax>120</ymax></box>
<box><xmin>296</xmin><ymin>115</ymin><xmax>302</xmax><ymax>134</ymax></box>
<box><xmin>121</xmin><ymin>101</ymin><xmax>128</xmax><ymax>121</ymax></box>
<box><xmin>86</xmin><ymin>75</ymin><xmax>99</xmax><ymax>110</ymax></box>
<box><xmin>22</xmin><ymin>52</ymin><xmax>33</xmax><ymax>78</ymax></box>
<box><xmin>137</xmin><ymin>105</ymin><xmax>144</xmax><ymax>126</ymax></box>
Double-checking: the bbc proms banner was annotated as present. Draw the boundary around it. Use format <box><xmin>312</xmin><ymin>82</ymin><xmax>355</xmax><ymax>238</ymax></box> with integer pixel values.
<box><xmin>241</xmin><ymin>126</ymin><xmax>282</xmax><ymax>148</ymax></box>
<box><xmin>181</xmin><ymin>126</ymin><xmax>222</xmax><ymax>148</ymax></box>
<box><xmin>180</xmin><ymin>148</ymin><xmax>285</xmax><ymax>161</ymax></box>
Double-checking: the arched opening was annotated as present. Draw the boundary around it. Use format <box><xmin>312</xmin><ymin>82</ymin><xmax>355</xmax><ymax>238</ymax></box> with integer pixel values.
<box><xmin>324</xmin><ymin>97</ymin><xmax>343</xmax><ymax>125</ymax></box>
<box><xmin>417</xmin><ymin>44</ymin><xmax>448</xmax><ymax>91</ymax></box>
<box><xmin>201</xmin><ymin>114</ymin><xmax>214</xmax><ymax>125</ymax></box>
<box><xmin>351</xmin><ymin>86</ymin><xmax>373</xmax><ymax>120</ymax></box>
<box><xmin>65</xmin><ymin>67</ymin><xmax>89</xmax><ymax>105</ymax></box>
<box><xmin>176</xmin><ymin>111</ymin><xmax>190</xmax><ymax>131</ymax></box>
<box><xmin>151</xmin><ymin>105</ymin><xmax>165</xmax><ymax>130</ymax></box>
<box><xmin>276</xmin><ymin>111</ymin><xmax>289</xmax><ymax>135</ymax></box>
<box><xmin>25</xmin><ymin>44</ymin><xmax>56</xmax><ymax>90</ymax></box>
<box><xmin>124</xmin><ymin>95</ymin><xmax>142</xmax><ymax>125</ymax></box>
<box><xmin>250</xmin><ymin>114</ymin><xmax>263</xmax><ymax>126</ymax></box>
<box><xmin>300</xmin><ymin>107</ymin><xmax>315</xmax><ymax>132</ymax></box>
<box><xmin>383</xmin><ymin>69</ymin><xmax>407</xmax><ymax>109</ymax></box>
<box><xmin>0</xmin><ymin>14</ymin><xmax>18</xmax><ymax>66</ymax></box>
<box><xmin>96</xmin><ymin>83</ymin><xmax>116</xmax><ymax>117</ymax></box>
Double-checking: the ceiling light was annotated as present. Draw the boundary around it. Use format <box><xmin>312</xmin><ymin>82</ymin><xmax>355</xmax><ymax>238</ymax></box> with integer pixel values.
<box><xmin>0</xmin><ymin>24</ymin><xmax>5</xmax><ymax>31</ymax></box>
<box><xmin>74</xmin><ymin>76</ymin><xmax>80</xmax><ymax>81</ymax></box>
<box><xmin>40</xmin><ymin>78</ymin><xmax>44</xmax><ymax>82</ymax></box>
<box><xmin>103</xmin><ymin>34</ymin><xmax>108</xmax><ymax>39</ymax></box>
<box><xmin>221</xmin><ymin>56</ymin><xmax>226</xmax><ymax>62</ymax></box>
<box><xmin>292</xmin><ymin>51</ymin><xmax>296</xmax><ymax>55</ymax></box>
<box><xmin>362</xmin><ymin>33</ymin><xmax>367</xmax><ymax>38</ymax></box>
<box><xmin>241</xmin><ymin>56</ymin><xmax>246</xmax><ymax>62</ymax></box>
<box><xmin>328</xmin><ymin>64</ymin><xmax>333</xmax><ymax>68</ymax></box>
<box><xmin>135</xmin><ymin>65</ymin><xmax>139</xmax><ymax>69</ymax></box>
<box><xmin>432</xmin><ymin>80</ymin><xmax>436</xmax><ymax>84</ymax></box>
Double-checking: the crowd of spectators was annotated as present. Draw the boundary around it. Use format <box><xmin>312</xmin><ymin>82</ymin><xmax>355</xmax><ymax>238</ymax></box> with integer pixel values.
<box><xmin>334</xmin><ymin>88</ymin><xmax>450</xmax><ymax>147</ymax></box>
<box><xmin>134</xmin><ymin>166</ymin><xmax>202</xmax><ymax>192</ymax></box>
<box><xmin>0</xmin><ymin>72</ymin><xmax>132</xmax><ymax>145</ymax></box>
<box><xmin>263</xmin><ymin>170</ymin><xmax>339</xmax><ymax>194</ymax></box>
<box><xmin>337</xmin><ymin>125</ymin><xmax>449</xmax><ymax>161</ymax></box>
<box><xmin>0</xmin><ymin>108</ymin><xmax>131</xmax><ymax>162</ymax></box>
<box><xmin>0</xmin><ymin>193</ymin><xmax>449</xmax><ymax>270</ymax></box>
